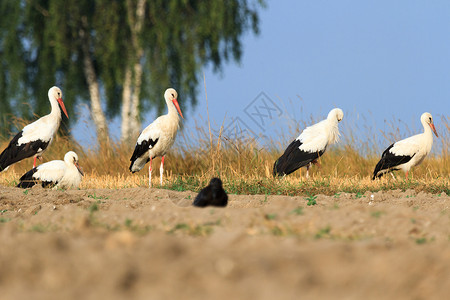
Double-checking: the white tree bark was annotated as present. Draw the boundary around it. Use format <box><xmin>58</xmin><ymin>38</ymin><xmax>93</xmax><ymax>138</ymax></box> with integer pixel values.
<box><xmin>120</xmin><ymin>0</ymin><xmax>145</xmax><ymax>142</ymax></box>
<box><xmin>79</xmin><ymin>16</ymin><xmax>109</xmax><ymax>145</ymax></box>
<box><xmin>120</xmin><ymin>67</ymin><xmax>133</xmax><ymax>141</ymax></box>
<box><xmin>129</xmin><ymin>54</ymin><xmax>143</xmax><ymax>138</ymax></box>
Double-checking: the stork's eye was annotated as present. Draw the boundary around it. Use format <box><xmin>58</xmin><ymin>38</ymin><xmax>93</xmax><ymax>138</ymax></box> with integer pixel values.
<box><xmin>171</xmin><ymin>93</ymin><xmax>175</xmax><ymax>97</ymax></box>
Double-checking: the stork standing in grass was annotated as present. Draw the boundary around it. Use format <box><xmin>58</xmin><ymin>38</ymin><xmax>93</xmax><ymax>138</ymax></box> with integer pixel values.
<box><xmin>129</xmin><ymin>88</ymin><xmax>183</xmax><ymax>187</ymax></box>
<box><xmin>372</xmin><ymin>112</ymin><xmax>438</xmax><ymax>180</ymax></box>
<box><xmin>17</xmin><ymin>151</ymin><xmax>83</xmax><ymax>189</ymax></box>
<box><xmin>273</xmin><ymin>108</ymin><xmax>344</xmax><ymax>178</ymax></box>
<box><xmin>0</xmin><ymin>86</ymin><xmax>69</xmax><ymax>171</ymax></box>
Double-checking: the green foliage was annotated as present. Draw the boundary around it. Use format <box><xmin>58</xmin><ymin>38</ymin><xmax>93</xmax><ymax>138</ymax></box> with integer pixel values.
<box><xmin>415</xmin><ymin>237</ymin><xmax>427</xmax><ymax>245</ymax></box>
<box><xmin>265</xmin><ymin>213</ymin><xmax>277</xmax><ymax>220</ymax></box>
<box><xmin>306</xmin><ymin>195</ymin><xmax>317</xmax><ymax>206</ymax></box>
<box><xmin>315</xmin><ymin>226</ymin><xmax>331</xmax><ymax>239</ymax></box>
<box><xmin>30</xmin><ymin>224</ymin><xmax>49</xmax><ymax>233</ymax></box>
<box><xmin>124</xmin><ymin>218</ymin><xmax>153</xmax><ymax>235</ymax></box>
<box><xmin>290</xmin><ymin>207</ymin><xmax>304</xmax><ymax>215</ymax></box>
<box><xmin>88</xmin><ymin>202</ymin><xmax>99</xmax><ymax>213</ymax></box>
<box><xmin>0</xmin><ymin>0</ymin><xmax>264</xmax><ymax>137</ymax></box>
<box><xmin>168</xmin><ymin>221</ymin><xmax>219</xmax><ymax>236</ymax></box>
<box><xmin>160</xmin><ymin>175</ymin><xmax>448</xmax><ymax>196</ymax></box>
<box><xmin>355</xmin><ymin>192</ymin><xmax>365</xmax><ymax>199</ymax></box>
<box><xmin>371</xmin><ymin>211</ymin><xmax>385</xmax><ymax>218</ymax></box>
<box><xmin>88</xmin><ymin>193</ymin><xmax>109</xmax><ymax>200</ymax></box>
<box><xmin>124</xmin><ymin>218</ymin><xmax>133</xmax><ymax>228</ymax></box>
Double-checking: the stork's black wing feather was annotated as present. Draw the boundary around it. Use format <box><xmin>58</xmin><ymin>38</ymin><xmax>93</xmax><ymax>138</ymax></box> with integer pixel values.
<box><xmin>0</xmin><ymin>132</ymin><xmax>49</xmax><ymax>171</ymax></box>
<box><xmin>129</xmin><ymin>138</ymin><xmax>159</xmax><ymax>172</ymax></box>
<box><xmin>372</xmin><ymin>144</ymin><xmax>414</xmax><ymax>179</ymax></box>
<box><xmin>273</xmin><ymin>139</ymin><xmax>325</xmax><ymax>177</ymax></box>
<box><xmin>17</xmin><ymin>167</ymin><xmax>39</xmax><ymax>188</ymax></box>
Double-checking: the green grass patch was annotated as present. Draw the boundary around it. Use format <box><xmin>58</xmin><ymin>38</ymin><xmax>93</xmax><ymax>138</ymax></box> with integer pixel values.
<box><xmin>315</xmin><ymin>226</ymin><xmax>332</xmax><ymax>239</ymax></box>
<box><xmin>88</xmin><ymin>202</ymin><xmax>99</xmax><ymax>213</ymax></box>
<box><xmin>306</xmin><ymin>195</ymin><xmax>317</xmax><ymax>206</ymax></box>
<box><xmin>415</xmin><ymin>237</ymin><xmax>427</xmax><ymax>245</ymax></box>
<box><xmin>290</xmin><ymin>207</ymin><xmax>304</xmax><ymax>215</ymax></box>
<box><xmin>371</xmin><ymin>211</ymin><xmax>385</xmax><ymax>218</ymax></box>
<box><xmin>161</xmin><ymin>175</ymin><xmax>449</xmax><ymax>196</ymax></box>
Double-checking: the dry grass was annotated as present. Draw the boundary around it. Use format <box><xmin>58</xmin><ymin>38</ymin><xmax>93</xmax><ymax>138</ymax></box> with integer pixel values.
<box><xmin>0</xmin><ymin>114</ymin><xmax>448</xmax><ymax>195</ymax></box>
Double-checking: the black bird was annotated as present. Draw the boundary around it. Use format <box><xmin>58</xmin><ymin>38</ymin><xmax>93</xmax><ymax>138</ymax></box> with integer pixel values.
<box><xmin>193</xmin><ymin>178</ymin><xmax>228</xmax><ymax>207</ymax></box>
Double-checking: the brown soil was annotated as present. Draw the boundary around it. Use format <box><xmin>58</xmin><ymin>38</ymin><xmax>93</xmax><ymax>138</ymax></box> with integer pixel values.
<box><xmin>0</xmin><ymin>185</ymin><xmax>449</xmax><ymax>300</ymax></box>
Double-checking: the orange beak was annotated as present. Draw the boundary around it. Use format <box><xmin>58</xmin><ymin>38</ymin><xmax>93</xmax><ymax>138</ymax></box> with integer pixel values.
<box><xmin>57</xmin><ymin>98</ymin><xmax>69</xmax><ymax>119</ymax></box>
<box><xmin>429</xmin><ymin>123</ymin><xmax>438</xmax><ymax>138</ymax></box>
<box><xmin>172</xmin><ymin>99</ymin><xmax>184</xmax><ymax>119</ymax></box>
<box><xmin>75</xmin><ymin>162</ymin><xmax>84</xmax><ymax>176</ymax></box>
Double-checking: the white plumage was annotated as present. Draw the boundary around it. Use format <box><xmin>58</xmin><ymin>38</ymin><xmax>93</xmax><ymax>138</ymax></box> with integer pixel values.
<box><xmin>273</xmin><ymin>108</ymin><xmax>344</xmax><ymax>177</ymax></box>
<box><xmin>298</xmin><ymin>109</ymin><xmax>343</xmax><ymax>153</ymax></box>
<box><xmin>0</xmin><ymin>86</ymin><xmax>69</xmax><ymax>171</ymax></box>
<box><xmin>17</xmin><ymin>151</ymin><xmax>84</xmax><ymax>189</ymax></box>
<box><xmin>129</xmin><ymin>88</ymin><xmax>183</xmax><ymax>187</ymax></box>
<box><xmin>372</xmin><ymin>112</ymin><xmax>438</xmax><ymax>179</ymax></box>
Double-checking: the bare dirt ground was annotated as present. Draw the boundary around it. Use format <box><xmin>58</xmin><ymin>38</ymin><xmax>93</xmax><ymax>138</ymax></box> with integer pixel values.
<box><xmin>0</xmin><ymin>185</ymin><xmax>449</xmax><ymax>300</ymax></box>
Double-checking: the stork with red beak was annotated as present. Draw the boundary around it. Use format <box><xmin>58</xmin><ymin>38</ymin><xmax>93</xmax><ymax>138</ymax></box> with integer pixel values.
<box><xmin>0</xmin><ymin>86</ymin><xmax>69</xmax><ymax>171</ymax></box>
<box><xmin>129</xmin><ymin>88</ymin><xmax>183</xmax><ymax>187</ymax></box>
<box><xmin>372</xmin><ymin>112</ymin><xmax>438</xmax><ymax>179</ymax></box>
<box><xmin>17</xmin><ymin>151</ymin><xmax>84</xmax><ymax>189</ymax></box>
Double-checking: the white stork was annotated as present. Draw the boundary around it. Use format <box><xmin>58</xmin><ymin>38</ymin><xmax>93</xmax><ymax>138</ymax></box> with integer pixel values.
<box><xmin>17</xmin><ymin>151</ymin><xmax>83</xmax><ymax>189</ymax></box>
<box><xmin>372</xmin><ymin>112</ymin><xmax>438</xmax><ymax>180</ymax></box>
<box><xmin>0</xmin><ymin>86</ymin><xmax>69</xmax><ymax>171</ymax></box>
<box><xmin>129</xmin><ymin>88</ymin><xmax>183</xmax><ymax>187</ymax></box>
<box><xmin>273</xmin><ymin>108</ymin><xmax>344</xmax><ymax>178</ymax></box>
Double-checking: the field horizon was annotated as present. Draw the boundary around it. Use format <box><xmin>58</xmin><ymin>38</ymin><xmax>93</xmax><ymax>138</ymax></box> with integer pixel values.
<box><xmin>0</xmin><ymin>113</ymin><xmax>448</xmax><ymax>195</ymax></box>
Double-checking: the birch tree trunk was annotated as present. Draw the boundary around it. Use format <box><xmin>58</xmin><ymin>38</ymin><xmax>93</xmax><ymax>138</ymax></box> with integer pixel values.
<box><xmin>79</xmin><ymin>16</ymin><xmax>109</xmax><ymax>146</ymax></box>
<box><xmin>120</xmin><ymin>68</ymin><xmax>133</xmax><ymax>141</ymax></box>
<box><xmin>120</xmin><ymin>0</ymin><xmax>145</xmax><ymax>143</ymax></box>
<box><xmin>129</xmin><ymin>53</ymin><xmax>143</xmax><ymax>138</ymax></box>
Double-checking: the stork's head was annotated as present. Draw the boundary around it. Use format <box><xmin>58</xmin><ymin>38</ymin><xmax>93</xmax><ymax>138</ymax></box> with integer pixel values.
<box><xmin>164</xmin><ymin>88</ymin><xmax>184</xmax><ymax>119</ymax></box>
<box><xmin>64</xmin><ymin>151</ymin><xmax>84</xmax><ymax>176</ymax></box>
<box><xmin>421</xmin><ymin>112</ymin><xmax>438</xmax><ymax>137</ymax></box>
<box><xmin>328</xmin><ymin>108</ymin><xmax>344</xmax><ymax>123</ymax></box>
<box><xmin>48</xmin><ymin>86</ymin><xmax>69</xmax><ymax>119</ymax></box>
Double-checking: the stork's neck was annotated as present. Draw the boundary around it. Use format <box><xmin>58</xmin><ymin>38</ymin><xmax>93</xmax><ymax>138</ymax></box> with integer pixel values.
<box><xmin>328</xmin><ymin>119</ymin><xmax>340</xmax><ymax>145</ymax></box>
<box><xmin>49</xmin><ymin>97</ymin><xmax>62</xmax><ymax>120</ymax></box>
<box><xmin>420</xmin><ymin>119</ymin><xmax>434</xmax><ymax>155</ymax></box>
<box><xmin>166</xmin><ymin>99</ymin><xmax>180</xmax><ymax>120</ymax></box>
<box><xmin>422</xmin><ymin>120</ymin><xmax>434</xmax><ymax>140</ymax></box>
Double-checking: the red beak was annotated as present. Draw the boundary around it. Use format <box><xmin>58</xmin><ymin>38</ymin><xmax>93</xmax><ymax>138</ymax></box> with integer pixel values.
<box><xmin>429</xmin><ymin>123</ymin><xmax>438</xmax><ymax>138</ymax></box>
<box><xmin>57</xmin><ymin>98</ymin><xmax>69</xmax><ymax>119</ymax></box>
<box><xmin>172</xmin><ymin>99</ymin><xmax>184</xmax><ymax>119</ymax></box>
<box><xmin>75</xmin><ymin>162</ymin><xmax>84</xmax><ymax>176</ymax></box>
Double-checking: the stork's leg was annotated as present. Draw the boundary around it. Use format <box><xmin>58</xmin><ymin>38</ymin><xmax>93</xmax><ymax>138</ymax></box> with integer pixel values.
<box><xmin>33</xmin><ymin>156</ymin><xmax>37</xmax><ymax>168</ymax></box>
<box><xmin>306</xmin><ymin>163</ymin><xmax>311</xmax><ymax>179</ymax></box>
<box><xmin>405</xmin><ymin>171</ymin><xmax>408</xmax><ymax>180</ymax></box>
<box><xmin>160</xmin><ymin>156</ymin><xmax>165</xmax><ymax>186</ymax></box>
<box><xmin>312</xmin><ymin>159</ymin><xmax>320</xmax><ymax>167</ymax></box>
<box><xmin>148</xmin><ymin>156</ymin><xmax>153</xmax><ymax>188</ymax></box>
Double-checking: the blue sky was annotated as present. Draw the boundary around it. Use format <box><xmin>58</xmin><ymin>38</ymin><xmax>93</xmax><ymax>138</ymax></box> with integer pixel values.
<box><xmin>74</xmin><ymin>0</ymin><xmax>449</xmax><ymax>153</ymax></box>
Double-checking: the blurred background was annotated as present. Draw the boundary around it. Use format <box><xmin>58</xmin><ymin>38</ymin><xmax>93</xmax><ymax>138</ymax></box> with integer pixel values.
<box><xmin>0</xmin><ymin>0</ymin><xmax>448</xmax><ymax>154</ymax></box>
